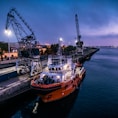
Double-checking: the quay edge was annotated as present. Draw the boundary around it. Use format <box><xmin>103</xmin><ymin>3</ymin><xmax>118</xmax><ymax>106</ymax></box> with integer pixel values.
<box><xmin>0</xmin><ymin>60</ymin><xmax>47</xmax><ymax>104</ymax></box>
<box><xmin>72</xmin><ymin>47</ymin><xmax>100</xmax><ymax>63</ymax></box>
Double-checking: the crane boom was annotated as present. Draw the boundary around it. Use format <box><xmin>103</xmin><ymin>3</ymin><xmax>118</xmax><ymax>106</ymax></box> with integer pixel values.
<box><xmin>5</xmin><ymin>8</ymin><xmax>42</xmax><ymax>76</ymax></box>
<box><xmin>5</xmin><ymin>8</ymin><xmax>36</xmax><ymax>47</ymax></box>
<box><xmin>75</xmin><ymin>14</ymin><xmax>81</xmax><ymax>42</ymax></box>
<box><xmin>75</xmin><ymin>14</ymin><xmax>83</xmax><ymax>55</ymax></box>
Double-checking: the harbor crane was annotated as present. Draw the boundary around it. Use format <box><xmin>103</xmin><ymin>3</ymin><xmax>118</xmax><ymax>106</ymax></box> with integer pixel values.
<box><xmin>5</xmin><ymin>8</ymin><xmax>42</xmax><ymax>76</ymax></box>
<box><xmin>75</xmin><ymin>14</ymin><xmax>83</xmax><ymax>55</ymax></box>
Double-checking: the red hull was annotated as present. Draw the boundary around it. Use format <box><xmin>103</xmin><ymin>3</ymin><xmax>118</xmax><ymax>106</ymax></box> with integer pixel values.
<box><xmin>36</xmin><ymin>72</ymin><xmax>85</xmax><ymax>103</ymax></box>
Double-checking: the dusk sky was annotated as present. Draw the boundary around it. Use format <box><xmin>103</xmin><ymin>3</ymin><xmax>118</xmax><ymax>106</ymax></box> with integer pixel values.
<box><xmin>0</xmin><ymin>0</ymin><xmax>118</xmax><ymax>46</ymax></box>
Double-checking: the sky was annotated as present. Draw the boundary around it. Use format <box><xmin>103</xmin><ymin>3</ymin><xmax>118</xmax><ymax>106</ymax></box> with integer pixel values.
<box><xmin>0</xmin><ymin>0</ymin><xmax>118</xmax><ymax>46</ymax></box>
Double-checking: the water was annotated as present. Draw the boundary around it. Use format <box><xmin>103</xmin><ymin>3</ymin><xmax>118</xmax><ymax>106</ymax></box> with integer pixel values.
<box><xmin>0</xmin><ymin>47</ymin><xmax>118</xmax><ymax>118</ymax></box>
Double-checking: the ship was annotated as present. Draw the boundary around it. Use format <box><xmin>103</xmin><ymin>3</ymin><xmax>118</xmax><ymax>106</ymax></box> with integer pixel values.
<box><xmin>31</xmin><ymin>39</ymin><xmax>86</xmax><ymax>103</ymax></box>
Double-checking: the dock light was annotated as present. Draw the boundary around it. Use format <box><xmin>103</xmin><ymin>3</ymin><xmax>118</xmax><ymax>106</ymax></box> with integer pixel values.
<box><xmin>4</xmin><ymin>29</ymin><xmax>12</xmax><ymax>60</ymax></box>
<box><xmin>75</xmin><ymin>40</ymin><xmax>77</xmax><ymax>43</ymax></box>
<box><xmin>59</xmin><ymin>37</ymin><xmax>63</xmax><ymax>41</ymax></box>
<box><xmin>4</xmin><ymin>29</ymin><xmax>12</xmax><ymax>36</ymax></box>
<box><xmin>59</xmin><ymin>37</ymin><xmax>64</xmax><ymax>47</ymax></box>
<box><xmin>42</xmin><ymin>74</ymin><xmax>45</xmax><ymax>77</ymax></box>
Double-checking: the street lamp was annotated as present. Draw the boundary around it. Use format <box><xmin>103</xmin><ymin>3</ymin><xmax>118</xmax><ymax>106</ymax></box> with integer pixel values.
<box><xmin>4</xmin><ymin>29</ymin><xmax>12</xmax><ymax>60</ymax></box>
<box><xmin>59</xmin><ymin>37</ymin><xmax>63</xmax><ymax>42</ymax></box>
<box><xmin>59</xmin><ymin>37</ymin><xmax>64</xmax><ymax>46</ymax></box>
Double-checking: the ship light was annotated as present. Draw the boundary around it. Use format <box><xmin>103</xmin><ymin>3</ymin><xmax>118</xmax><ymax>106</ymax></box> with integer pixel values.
<box><xmin>41</xmin><ymin>74</ymin><xmax>45</xmax><ymax>77</ymax></box>
<box><xmin>57</xmin><ymin>75</ymin><xmax>60</xmax><ymax>79</ymax></box>
<box><xmin>63</xmin><ymin>65</ymin><xmax>66</xmax><ymax>70</ymax></box>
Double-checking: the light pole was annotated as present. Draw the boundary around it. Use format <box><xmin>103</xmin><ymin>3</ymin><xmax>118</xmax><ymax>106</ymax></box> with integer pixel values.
<box><xmin>57</xmin><ymin>37</ymin><xmax>63</xmax><ymax>55</ymax></box>
<box><xmin>4</xmin><ymin>29</ymin><xmax>12</xmax><ymax>60</ymax></box>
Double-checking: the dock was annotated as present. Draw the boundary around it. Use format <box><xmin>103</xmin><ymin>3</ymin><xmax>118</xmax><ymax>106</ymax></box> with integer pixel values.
<box><xmin>0</xmin><ymin>47</ymin><xmax>99</xmax><ymax>103</ymax></box>
<box><xmin>0</xmin><ymin>60</ymin><xmax>47</xmax><ymax>103</ymax></box>
<box><xmin>72</xmin><ymin>47</ymin><xmax>99</xmax><ymax>62</ymax></box>
<box><xmin>0</xmin><ymin>74</ymin><xmax>31</xmax><ymax>103</ymax></box>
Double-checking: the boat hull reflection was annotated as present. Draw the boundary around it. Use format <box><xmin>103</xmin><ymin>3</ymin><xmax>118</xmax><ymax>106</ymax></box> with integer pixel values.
<box><xmin>30</xmin><ymin>88</ymin><xmax>79</xmax><ymax>118</ymax></box>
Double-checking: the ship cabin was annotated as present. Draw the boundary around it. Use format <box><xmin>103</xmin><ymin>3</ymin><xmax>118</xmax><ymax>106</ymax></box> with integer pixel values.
<box><xmin>35</xmin><ymin>56</ymin><xmax>75</xmax><ymax>85</ymax></box>
<box><xmin>48</xmin><ymin>55</ymin><xmax>73</xmax><ymax>73</ymax></box>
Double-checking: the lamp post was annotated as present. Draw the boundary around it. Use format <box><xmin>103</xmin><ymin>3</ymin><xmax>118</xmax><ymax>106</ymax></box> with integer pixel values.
<box><xmin>4</xmin><ymin>29</ymin><xmax>12</xmax><ymax>60</ymax></box>
<box><xmin>57</xmin><ymin>37</ymin><xmax>63</xmax><ymax>55</ymax></box>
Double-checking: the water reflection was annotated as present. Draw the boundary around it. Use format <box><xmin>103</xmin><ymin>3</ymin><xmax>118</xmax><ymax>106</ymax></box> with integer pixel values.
<box><xmin>0</xmin><ymin>88</ymin><xmax>79</xmax><ymax>118</ymax></box>
<box><xmin>0</xmin><ymin>90</ymin><xmax>37</xmax><ymax>118</ymax></box>
<box><xmin>21</xmin><ymin>89</ymin><xmax>79</xmax><ymax>118</ymax></box>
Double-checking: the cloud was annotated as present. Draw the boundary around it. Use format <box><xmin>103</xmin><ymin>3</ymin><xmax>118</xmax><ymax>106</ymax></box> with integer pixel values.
<box><xmin>80</xmin><ymin>16</ymin><xmax>118</xmax><ymax>36</ymax></box>
<box><xmin>1</xmin><ymin>0</ymin><xmax>118</xmax><ymax>46</ymax></box>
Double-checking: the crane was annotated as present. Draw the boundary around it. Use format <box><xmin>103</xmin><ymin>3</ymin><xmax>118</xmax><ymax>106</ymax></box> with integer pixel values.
<box><xmin>6</xmin><ymin>8</ymin><xmax>36</xmax><ymax>50</ymax></box>
<box><xmin>75</xmin><ymin>14</ymin><xmax>83</xmax><ymax>55</ymax></box>
<box><xmin>5</xmin><ymin>8</ymin><xmax>42</xmax><ymax>76</ymax></box>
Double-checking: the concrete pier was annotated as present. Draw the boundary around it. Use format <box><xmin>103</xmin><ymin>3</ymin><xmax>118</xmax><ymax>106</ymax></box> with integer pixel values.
<box><xmin>0</xmin><ymin>74</ymin><xmax>31</xmax><ymax>103</ymax></box>
<box><xmin>0</xmin><ymin>60</ymin><xmax>47</xmax><ymax>103</ymax></box>
<box><xmin>72</xmin><ymin>47</ymin><xmax>99</xmax><ymax>63</ymax></box>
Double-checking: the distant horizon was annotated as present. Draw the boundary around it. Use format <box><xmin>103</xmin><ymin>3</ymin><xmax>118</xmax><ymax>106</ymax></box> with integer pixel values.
<box><xmin>1</xmin><ymin>40</ymin><xmax>118</xmax><ymax>47</ymax></box>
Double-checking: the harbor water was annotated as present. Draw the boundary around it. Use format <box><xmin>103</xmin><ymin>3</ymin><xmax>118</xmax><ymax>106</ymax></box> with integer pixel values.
<box><xmin>0</xmin><ymin>47</ymin><xmax>118</xmax><ymax>118</ymax></box>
